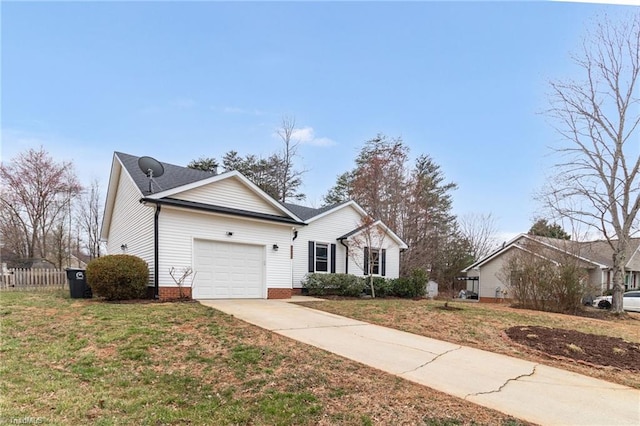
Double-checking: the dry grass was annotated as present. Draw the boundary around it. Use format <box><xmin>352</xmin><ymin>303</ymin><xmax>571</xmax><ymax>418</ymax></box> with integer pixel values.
<box><xmin>297</xmin><ymin>298</ymin><xmax>640</xmax><ymax>389</ymax></box>
<box><xmin>0</xmin><ymin>291</ymin><xmax>529</xmax><ymax>425</ymax></box>
<box><xmin>565</xmin><ymin>343</ymin><xmax>585</xmax><ymax>354</ymax></box>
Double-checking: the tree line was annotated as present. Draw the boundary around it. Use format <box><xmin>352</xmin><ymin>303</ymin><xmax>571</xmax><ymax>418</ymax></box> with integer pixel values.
<box><xmin>0</xmin><ymin>148</ymin><xmax>103</xmax><ymax>269</ymax></box>
<box><xmin>191</xmin><ymin>131</ymin><xmax>499</xmax><ymax>287</ymax></box>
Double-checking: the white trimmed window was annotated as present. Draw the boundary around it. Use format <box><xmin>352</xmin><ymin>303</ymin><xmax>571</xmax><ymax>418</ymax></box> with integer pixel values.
<box><xmin>315</xmin><ymin>243</ymin><xmax>329</xmax><ymax>272</ymax></box>
<box><xmin>308</xmin><ymin>241</ymin><xmax>336</xmax><ymax>273</ymax></box>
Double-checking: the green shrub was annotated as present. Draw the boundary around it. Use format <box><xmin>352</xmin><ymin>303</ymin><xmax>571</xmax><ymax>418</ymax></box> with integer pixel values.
<box><xmin>390</xmin><ymin>278</ymin><xmax>413</xmax><ymax>298</ymax></box>
<box><xmin>304</xmin><ymin>271</ymin><xmax>427</xmax><ymax>299</ymax></box>
<box><xmin>362</xmin><ymin>276</ymin><xmax>393</xmax><ymax>298</ymax></box>
<box><xmin>86</xmin><ymin>255</ymin><xmax>149</xmax><ymax>300</ymax></box>
<box><xmin>303</xmin><ymin>273</ymin><xmax>364</xmax><ymax>297</ymax></box>
<box><xmin>386</xmin><ymin>269</ymin><xmax>427</xmax><ymax>298</ymax></box>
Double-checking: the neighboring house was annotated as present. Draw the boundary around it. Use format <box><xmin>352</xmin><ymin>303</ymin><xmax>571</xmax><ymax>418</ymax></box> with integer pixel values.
<box><xmin>461</xmin><ymin>233</ymin><xmax>640</xmax><ymax>302</ymax></box>
<box><xmin>11</xmin><ymin>258</ymin><xmax>56</xmax><ymax>269</ymax></box>
<box><xmin>59</xmin><ymin>254</ymin><xmax>88</xmax><ymax>269</ymax></box>
<box><xmin>101</xmin><ymin>152</ymin><xmax>406</xmax><ymax>300</ymax></box>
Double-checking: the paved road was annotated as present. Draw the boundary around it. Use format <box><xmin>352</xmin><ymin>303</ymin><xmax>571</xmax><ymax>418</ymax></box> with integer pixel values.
<box><xmin>200</xmin><ymin>297</ymin><xmax>640</xmax><ymax>426</ymax></box>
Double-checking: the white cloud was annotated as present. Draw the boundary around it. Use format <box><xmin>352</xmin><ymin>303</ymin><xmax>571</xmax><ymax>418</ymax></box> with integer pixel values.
<box><xmin>289</xmin><ymin>126</ymin><xmax>336</xmax><ymax>147</ymax></box>
<box><xmin>291</xmin><ymin>127</ymin><xmax>314</xmax><ymax>143</ymax></box>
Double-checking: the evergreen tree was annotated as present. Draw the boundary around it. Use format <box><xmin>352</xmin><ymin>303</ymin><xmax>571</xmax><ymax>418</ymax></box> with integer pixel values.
<box><xmin>528</xmin><ymin>219</ymin><xmax>571</xmax><ymax>240</ymax></box>
<box><xmin>323</xmin><ymin>171</ymin><xmax>354</xmax><ymax>205</ymax></box>
<box><xmin>187</xmin><ymin>157</ymin><xmax>219</xmax><ymax>174</ymax></box>
<box><xmin>323</xmin><ymin>135</ymin><xmax>465</xmax><ymax>280</ymax></box>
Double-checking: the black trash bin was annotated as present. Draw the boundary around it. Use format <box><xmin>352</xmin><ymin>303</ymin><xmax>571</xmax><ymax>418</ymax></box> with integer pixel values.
<box><xmin>66</xmin><ymin>268</ymin><xmax>92</xmax><ymax>299</ymax></box>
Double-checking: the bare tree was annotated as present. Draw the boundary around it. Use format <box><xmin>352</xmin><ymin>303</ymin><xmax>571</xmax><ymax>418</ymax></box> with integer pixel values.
<box><xmin>49</xmin><ymin>219</ymin><xmax>68</xmax><ymax>269</ymax></box>
<box><xmin>0</xmin><ymin>202</ymin><xmax>29</xmax><ymax>262</ymax></box>
<box><xmin>458</xmin><ymin>213</ymin><xmax>499</xmax><ymax>261</ymax></box>
<box><xmin>0</xmin><ymin>147</ymin><xmax>82</xmax><ymax>262</ymax></box>
<box><xmin>346</xmin><ymin>216</ymin><xmax>388</xmax><ymax>298</ymax></box>
<box><xmin>543</xmin><ymin>13</ymin><xmax>640</xmax><ymax>313</ymax></box>
<box><xmin>169</xmin><ymin>266</ymin><xmax>196</xmax><ymax>299</ymax></box>
<box><xmin>275</xmin><ymin>115</ymin><xmax>306</xmax><ymax>202</ymax></box>
<box><xmin>78</xmin><ymin>179</ymin><xmax>103</xmax><ymax>259</ymax></box>
<box><xmin>497</xmin><ymin>238</ymin><xmax>590</xmax><ymax>314</ymax></box>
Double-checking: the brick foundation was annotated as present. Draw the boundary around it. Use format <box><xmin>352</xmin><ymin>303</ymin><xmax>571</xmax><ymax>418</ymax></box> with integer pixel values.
<box><xmin>158</xmin><ymin>286</ymin><xmax>192</xmax><ymax>301</ymax></box>
<box><xmin>291</xmin><ymin>288</ymin><xmax>303</xmax><ymax>295</ymax></box>
<box><xmin>157</xmin><ymin>287</ymin><xmax>291</xmax><ymax>300</ymax></box>
<box><xmin>267</xmin><ymin>288</ymin><xmax>292</xmax><ymax>299</ymax></box>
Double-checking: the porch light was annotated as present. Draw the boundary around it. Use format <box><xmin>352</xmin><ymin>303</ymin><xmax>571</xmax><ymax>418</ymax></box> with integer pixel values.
<box><xmin>272</xmin><ymin>244</ymin><xmax>279</xmax><ymax>251</ymax></box>
<box><xmin>121</xmin><ymin>244</ymin><xmax>128</xmax><ymax>252</ymax></box>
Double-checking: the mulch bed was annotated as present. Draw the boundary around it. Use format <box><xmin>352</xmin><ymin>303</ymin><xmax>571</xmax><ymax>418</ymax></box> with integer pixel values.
<box><xmin>506</xmin><ymin>326</ymin><xmax>640</xmax><ymax>371</ymax></box>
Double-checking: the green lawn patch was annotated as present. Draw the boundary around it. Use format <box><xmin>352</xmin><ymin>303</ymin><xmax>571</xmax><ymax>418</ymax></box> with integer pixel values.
<box><xmin>0</xmin><ymin>291</ymin><xmax>529</xmax><ymax>425</ymax></box>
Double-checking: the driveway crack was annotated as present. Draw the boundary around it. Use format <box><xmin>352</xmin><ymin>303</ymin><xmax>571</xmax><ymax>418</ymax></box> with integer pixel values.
<box><xmin>466</xmin><ymin>364</ymin><xmax>538</xmax><ymax>399</ymax></box>
<box><xmin>399</xmin><ymin>346</ymin><xmax>463</xmax><ymax>375</ymax></box>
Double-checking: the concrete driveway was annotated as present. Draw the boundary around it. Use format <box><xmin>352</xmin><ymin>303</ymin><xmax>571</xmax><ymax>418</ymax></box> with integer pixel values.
<box><xmin>200</xmin><ymin>297</ymin><xmax>640</xmax><ymax>426</ymax></box>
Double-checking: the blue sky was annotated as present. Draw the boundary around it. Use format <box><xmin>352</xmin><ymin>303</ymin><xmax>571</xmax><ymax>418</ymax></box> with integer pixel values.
<box><xmin>1</xmin><ymin>1</ymin><xmax>636</xmax><ymax>240</ymax></box>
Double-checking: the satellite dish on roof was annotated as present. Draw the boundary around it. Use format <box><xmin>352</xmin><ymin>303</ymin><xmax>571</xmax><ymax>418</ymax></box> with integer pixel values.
<box><xmin>138</xmin><ymin>156</ymin><xmax>164</xmax><ymax>193</ymax></box>
<box><xmin>138</xmin><ymin>156</ymin><xmax>164</xmax><ymax>178</ymax></box>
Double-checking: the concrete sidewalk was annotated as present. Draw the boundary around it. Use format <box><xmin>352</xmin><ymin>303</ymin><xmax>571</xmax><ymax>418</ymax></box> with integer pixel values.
<box><xmin>200</xmin><ymin>297</ymin><xmax>640</xmax><ymax>426</ymax></box>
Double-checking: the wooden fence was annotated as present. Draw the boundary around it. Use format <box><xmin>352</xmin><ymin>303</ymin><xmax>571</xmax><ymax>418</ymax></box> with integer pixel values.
<box><xmin>0</xmin><ymin>268</ymin><xmax>68</xmax><ymax>291</ymax></box>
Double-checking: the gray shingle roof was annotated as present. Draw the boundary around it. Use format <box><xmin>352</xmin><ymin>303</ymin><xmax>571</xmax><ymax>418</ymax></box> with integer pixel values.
<box><xmin>282</xmin><ymin>202</ymin><xmax>348</xmax><ymax>222</ymax></box>
<box><xmin>116</xmin><ymin>152</ymin><xmax>215</xmax><ymax>196</ymax></box>
<box><xmin>337</xmin><ymin>223</ymin><xmax>369</xmax><ymax>240</ymax></box>
<box><xmin>464</xmin><ymin>234</ymin><xmax>640</xmax><ymax>273</ymax></box>
<box><xmin>526</xmin><ymin>235</ymin><xmax>640</xmax><ymax>270</ymax></box>
<box><xmin>116</xmin><ymin>152</ymin><xmax>349</xmax><ymax>224</ymax></box>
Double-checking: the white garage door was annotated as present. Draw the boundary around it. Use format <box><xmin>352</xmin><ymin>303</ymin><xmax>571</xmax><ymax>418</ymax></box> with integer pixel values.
<box><xmin>193</xmin><ymin>240</ymin><xmax>265</xmax><ymax>299</ymax></box>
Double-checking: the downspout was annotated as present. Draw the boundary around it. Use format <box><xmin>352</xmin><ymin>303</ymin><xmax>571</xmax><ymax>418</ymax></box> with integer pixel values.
<box><xmin>291</xmin><ymin>229</ymin><xmax>298</xmax><ymax>289</ymax></box>
<box><xmin>339</xmin><ymin>238</ymin><xmax>349</xmax><ymax>274</ymax></box>
<box><xmin>154</xmin><ymin>204</ymin><xmax>161</xmax><ymax>299</ymax></box>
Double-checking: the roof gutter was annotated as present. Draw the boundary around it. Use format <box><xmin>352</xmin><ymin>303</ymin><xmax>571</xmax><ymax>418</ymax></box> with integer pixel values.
<box><xmin>141</xmin><ymin>197</ymin><xmax>305</xmax><ymax>226</ymax></box>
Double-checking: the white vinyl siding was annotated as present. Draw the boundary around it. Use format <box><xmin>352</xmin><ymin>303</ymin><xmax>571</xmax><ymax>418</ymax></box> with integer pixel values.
<box><xmin>171</xmin><ymin>177</ymin><xmax>283</xmax><ymax>216</ymax></box>
<box><xmin>292</xmin><ymin>205</ymin><xmax>403</xmax><ymax>287</ymax></box>
<box><xmin>105</xmin><ymin>172</ymin><xmax>155</xmax><ymax>283</ymax></box>
<box><xmin>473</xmin><ymin>255</ymin><xmax>508</xmax><ymax>300</ymax></box>
<box><xmin>157</xmin><ymin>206</ymin><xmax>292</xmax><ymax>295</ymax></box>
<box><xmin>349</xmin><ymin>243</ymin><xmax>400</xmax><ymax>278</ymax></box>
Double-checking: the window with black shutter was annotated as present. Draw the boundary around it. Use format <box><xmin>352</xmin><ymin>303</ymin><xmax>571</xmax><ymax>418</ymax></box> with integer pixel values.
<box><xmin>315</xmin><ymin>243</ymin><xmax>329</xmax><ymax>272</ymax></box>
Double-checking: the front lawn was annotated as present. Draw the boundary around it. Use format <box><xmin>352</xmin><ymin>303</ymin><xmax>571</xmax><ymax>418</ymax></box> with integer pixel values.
<box><xmin>298</xmin><ymin>298</ymin><xmax>640</xmax><ymax>389</ymax></box>
<box><xmin>0</xmin><ymin>291</ymin><xmax>527</xmax><ymax>425</ymax></box>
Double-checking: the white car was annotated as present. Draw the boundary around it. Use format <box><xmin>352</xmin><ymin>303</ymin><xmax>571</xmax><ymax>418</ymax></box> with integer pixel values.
<box><xmin>592</xmin><ymin>291</ymin><xmax>640</xmax><ymax>312</ymax></box>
